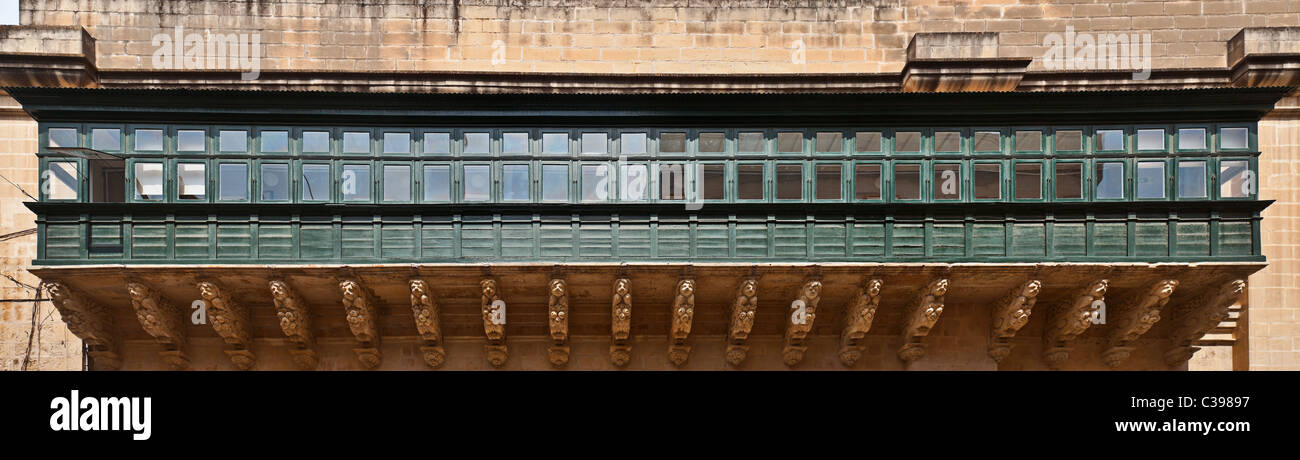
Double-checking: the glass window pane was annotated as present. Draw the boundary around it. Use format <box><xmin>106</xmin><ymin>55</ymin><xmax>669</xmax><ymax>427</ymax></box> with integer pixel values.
<box><xmin>542</xmin><ymin>133</ymin><xmax>568</xmax><ymax>154</ymax></box>
<box><xmin>502</xmin><ymin>164</ymin><xmax>529</xmax><ymax>201</ymax></box>
<box><xmin>260</xmin><ymin>131</ymin><xmax>288</xmax><ymax>152</ymax></box>
<box><xmin>133</xmin><ymin>162</ymin><xmax>163</xmax><ymax>200</ymax></box>
<box><xmin>816</xmin><ymin>132</ymin><xmax>842</xmax><ymax>153</ymax></box>
<box><xmin>702</xmin><ymin>164</ymin><xmax>725</xmax><ymax>200</ymax></box>
<box><xmin>1221</xmin><ymin>127</ymin><xmax>1248</xmax><ymax>149</ymax></box>
<box><xmin>48</xmin><ymin>128</ymin><xmax>78</xmax><ymax>148</ymax></box>
<box><xmin>383</xmin><ymin>132</ymin><xmax>411</xmax><ymax>154</ymax></box>
<box><xmin>135</xmin><ymin>129</ymin><xmax>163</xmax><ymax>151</ymax></box>
<box><xmin>973</xmin><ymin>131</ymin><xmax>1000</xmax><ymax>152</ymax></box>
<box><xmin>424</xmin><ymin>133</ymin><xmax>450</xmax><ymax>154</ymax></box>
<box><xmin>776</xmin><ymin>164</ymin><xmax>802</xmax><ymax>200</ymax></box>
<box><xmin>502</xmin><ymin>132</ymin><xmax>528</xmax><ymax>154</ymax></box>
<box><xmin>218</xmin><ymin>163</ymin><xmax>248</xmax><ymax>201</ymax></box>
<box><xmin>92</xmin><ymin>128</ymin><xmax>121</xmax><ymax>151</ymax></box>
<box><xmin>1137</xmin><ymin>129</ymin><xmax>1165</xmax><ymax>151</ymax></box>
<box><xmin>738</xmin><ymin>132</ymin><xmax>764</xmax><ymax>152</ymax></box>
<box><xmin>621</xmin><ymin>164</ymin><xmax>649</xmax><ymax>201</ymax></box>
<box><xmin>303</xmin><ymin>131</ymin><xmax>330</xmax><ymax>153</ymax></box>
<box><xmin>463</xmin><ymin>165</ymin><xmax>490</xmax><ymax>201</ymax></box>
<box><xmin>47</xmin><ymin>161</ymin><xmax>78</xmax><ymax>200</ymax></box>
<box><xmin>659</xmin><ymin>132</ymin><xmax>685</xmax><ymax>153</ymax></box>
<box><xmin>1178</xmin><ymin>161</ymin><xmax>1207</xmax><ymax>198</ymax></box>
<box><xmin>463</xmin><ymin>132</ymin><xmax>490</xmax><ymax>154</ymax></box>
<box><xmin>1097</xmin><ymin>129</ymin><xmax>1124</xmax><ymax>151</ymax></box>
<box><xmin>1178</xmin><ymin>128</ymin><xmax>1206</xmax><ymax>150</ymax></box>
<box><xmin>894</xmin><ymin>164</ymin><xmax>921</xmax><ymax>200</ymax></box>
<box><xmin>777</xmin><ymin>132</ymin><xmax>802</xmax><ymax>153</ymax></box>
<box><xmin>620</xmin><ymin>133</ymin><xmax>647</xmax><ymax>155</ymax></box>
<box><xmin>259</xmin><ymin>163</ymin><xmax>289</xmax><ymax>201</ymax></box>
<box><xmin>737</xmin><ymin>164</ymin><xmax>764</xmax><ymax>200</ymax></box>
<box><xmin>384</xmin><ymin>165</ymin><xmax>411</xmax><ymax>201</ymax></box>
<box><xmin>177</xmin><ymin>163</ymin><xmax>206</xmax><ymax>200</ymax></box>
<box><xmin>341</xmin><ymin>164</ymin><xmax>371</xmax><ymax>201</ymax></box>
<box><xmin>1095</xmin><ymin>162</ymin><xmax>1125</xmax><ymax>199</ymax></box>
<box><xmin>974</xmin><ymin>163</ymin><xmax>1001</xmax><ymax>199</ymax></box>
<box><xmin>933</xmin><ymin>163</ymin><xmax>961</xmax><ymax>199</ymax></box>
<box><xmin>1219</xmin><ymin>160</ymin><xmax>1251</xmax><ymax>198</ymax></box>
<box><xmin>816</xmin><ymin>164</ymin><xmax>841</xmax><ymax>200</ymax></box>
<box><xmin>1055</xmin><ymin>130</ymin><xmax>1083</xmax><ymax>151</ymax></box>
<box><xmin>659</xmin><ymin>164</ymin><xmax>685</xmax><ymax>200</ymax></box>
<box><xmin>1015</xmin><ymin>163</ymin><xmax>1042</xmax><ymax>199</ymax></box>
<box><xmin>581</xmin><ymin>164</ymin><xmax>609</xmax><ymax>201</ymax></box>
<box><xmin>342</xmin><ymin>132</ymin><xmax>369</xmax><ymax>153</ymax></box>
<box><xmin>302</xmin><ymin>164</ymin><xmax>330</xmax><ymax>201</ymax></box>
<box><xmin>934</xmin><ymin>131</ymin><xmax>960</xmax><ymax>152</ymax></box>
<box><xmin>855</xmin><ymin>132</ymin><xmax>882</xmax><ymax>153</ymax></box>
<box><xmin>423</xmin><ymin>165</ymin><xmax>451</xmax><ymax>202</ymax></box>
<box><xmin>581</xmin><ymin>133</ymin><xmax>608</xmax><ymax>154</ymax></box>
<box><xmin>895</xmin><ymin>131</ymin><xmax>921</xmax><ymax>153</ymax></box>
<box><xmin>219</xmin><ymin>130</ymin><xmax>247</xmax><ymax>152</ymax></box>
<box><xmin>1055</xmin><ymin>163</ymin><xmax>1083</xmax><ymax>199</ymax></box>
<box><xmin>1015</xmin><ymin>131</ymin><xmax>1042</xmax><ymax>151</ymax></box>
<box><xmin>699</xmin><ymin>132</ymin><xmax>724</xmax><ymax>153</ymax></box>
<box><xmin>1136</xmin><ymin>161</ymin><xmax>1166</xmax><ymax>198</ymax></box>
<box><xmin>854</xmin><ymin>164</ymin><xmax>882</xmax><ymax>200</ymax></box>
<box><xmin>541</xmin><ymin>165</ymin><xmax>568</xmax><ymax>202</ymax></box>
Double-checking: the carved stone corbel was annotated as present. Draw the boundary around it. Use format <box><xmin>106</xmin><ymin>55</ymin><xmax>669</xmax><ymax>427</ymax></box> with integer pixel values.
<box><xmin>782</xmin><ymin>278</ymin><xmax>823</xmax><ymax>367</ymax></box>
<box><xmin>987</xmin><ymin>280</ymin><xmax>1043</xmax><ymax>363</ymax></box>
<box><xmin>480</xmin><ymin>278</ymin><xmax>508</xmax><ymax>367</ymax></box>
<box><xmin>898</xmin><ymin>278</ymin><xmax>949</xmax><ymax>363</ymax></box>
<box><xmin>839</xmin><ymin>278</ymin><xmax>883</xmax><ymax>367</ymax></box>
<box><xmin>1102</xmin><ymin>279</ymin><xmax>1180</xmax><ymax>368</ymax></box>
<box><xmin>725</xmin><ymin>277</ymin><xmax>759</xmax><ymax>368</ymax></box>
<box><xmin>1164</xmin><ymin>280</ymin><xmax>1246</xmax><ymax>366</ymax></box>
<box><xmin>1042</xmin><ymin>279</ymin><xmax>1109</xmax><ymax>369</ymax></box>
<box><xmin>196</xmin><ymin>280</ymin><xmax>255</xmax><ymax>370</ymax></box>
<box><xmin>667</xmin><ymin>278</ymin><xmax>696</xmax><ymax>367</ymax></box>
<box><xmin>125</xmin><ymin>281</ymin><xmax>189</xmax><ymax>370</ymax></box>
<box><xmin>547</xmin><ymin>278</ymin><xmax>569</xmax><ymax>368</ymax></box>
<box><xmin>46</xmin><ymin>281</ymin><xmax>121</xmax><ymax>370</ymax></box>
<box><xmin>268</xmin><ymin>279</ymin><xmax>317</xmax><ymax>370</ymax></box>
<box><xmin>610</xmin><ymin>278</ymin><xmax>633</xmax><ymax>367</ymax></box>
<box><xmin>409</xmin><ymin>279</ymin><xmax>445</xmax><ymax>369</ymax></box>
<box><xmin>339</xmin><ymin>278</ymin><xmax>381</xmax><ymax>369</ymax></box>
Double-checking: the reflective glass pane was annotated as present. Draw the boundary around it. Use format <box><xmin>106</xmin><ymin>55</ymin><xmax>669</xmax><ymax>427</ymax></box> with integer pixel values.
<box><xmin>854</xmin><ymin>164</ymin><xmax>881</xmax><ymax>200</ymax></box>
<box><xmin>259</xmin><ymin>163</ymin><xmax>289</xmax><ymax>201</ymax></box>
<box><xmin>463</xmin><ymin>165</ymin><xmax>490</xmax><ymax>201</ymax></box>
<box><xmin>92</xmin><ymin>128</ymin><xmax>121</xmax><ymax>151</ymax></box>
<box><xmin>702</xmin><ymin>164</ymin><xmax>725</xmax><ymax>200</ymax></box>
<box><xmin>659</xmin><ymin>164</ymin><xmax>685</xmax><ymax>200</ymax></box>
<box><xmin>342</xmin><ymin>132</ymin><xmax>369</xmax><ymax>153</ymax></box>
<box><xmin>659</xmin><ymin>132</ymin><xmax>686</xmax><ymax>153</ymax></box>
<box><xmin>542</xmin><ymin>133</ymin><xmax>568</xmax><ymax>154</ymax></box>
<box><xmin>1055</xmin><ymin>130</ymin><xmax>1083</xmax><ymax>151</ymax></box>
<box><xmin>1221</xmin><ymin>127</ymin><xmax>1249</xmax><ymax>149</ymax></box>
<box><xmin>816</xmin><ymin>132</ymin><xmax>842</xmax><ymax>153</ymax></box>
<box><xmin>218</xmin><ymin>163</ymin><xmax>248</xmax><ymax>201</ymax></box>
<box><xmin>1095</xmin><ymin>162</ymin><xmax>1125</xmax><ymax>199</ymax></box>
<box><xmin>422</xmin><ymin>165</ymin><xmax>451</xmax><ymax>201</ymax></box>
<box><xmin>502</xmin><ymin>164</ymin><xmax>529</xmax><ymax>201</ymax></box>
<box><xmin>303</xmin><ymin>131</ymin><xmax>330</xmax><ymax>153</ymax></box>
<box><xmin>424</xmin><ymin>133</ymin><xmax>451</xmax><ymax>154</ymax></box>
<box><xmin>341</xmin><ymin>164</ymin><xmax>370</xmax><ymax>201</ymax></box>
<box><xmin>47</xmin><ymin>162</ymin><xmax>77</xmax><ymax>200</ymax></box>
<box><xmin>302</xmin><ymin>164</ymin><xmax>330</xmax><ymax>201</ymax></box>
<box><xmin>737</xmin><ymin>164</ymin><xmax>764</xmax><ymax>200</ymax></box>
<box><xmin>1178</xmin><ymin>161</ymin><xmax>1207</xmax><ymax>198</ymax></box>
<box><xmin>974</xmin><ymin>163</ymin><xmax>1001</xmax><ymax>199</ymax></box>
<box><xmin>581</xmin><ymin>164</ymin><xmax>609</xmax><ymax>201</ymax></box>
<box><xmin>1015</xmin><ymin>131</ymin><xmax>1042</xmax><ymax>151</ymax></box>
<box><xmin>463</xmin><ymin>132</ymin><xmax>490</xmax><ymax>154</ymax></box>
<box><xmin>855</xmin><ymin>132</ymin><xmax>882</xmax><ymax>153</ymax></box>
<box><xmin>135</xmin><ymin>129</ymin><xmax>163</xmax><ymax>151</ymax></box>
<box><xmin>1055</xmin><ymin>163</ymin><xmax>1083</xmax><ymax>199</ymax></box>
<box><xmin>177</xmin><ymin>163</ymin><xmax>206</xmax><ymax>200</ymax></box>
<box><xmin>1136</xmin><ymin>161</ymin><xmax>1165</xmax><ymax>198</ymax></box>
<box><xmin>1219</xmin><ymin>160</ymin><xmax>1251</xmax><ymax>198</ymax></box>
<box><xmin>261</xmin><ymin>131</ymin><xmax>288</xmax><ymax>152</ymax></box>
<box><xmin>502</xmin><ymin>132</ymin><xmax>528</xmax><ymax>154</ymax></box>
<box><xmin>1015</xmin><ymin>163</ymin><xmax>1042</xmax><ymax>199</ymax></box>
<box><xmin>384</xmin><ymin>165</ymin><xmax>411</xmax><ymax>202</ymax></box>
<box><xmin>776</xmin><ymin>164</ymin><xmax>802</xmax><ymax>200</ymax></box>
<box><xmin>777</xmin><ymin>132</ymin><xmax>802</xmax><ymax>153</ymax></box>
<box><xmin>383</xmin><ymin>132</ymin><xmax>411</xmax><ymax>154</ymax></box>
<box><xmin>699</xmin><ymin>132</ymin><xmax>724</xmax><ymax>153</ymax></box>
<box><xmin>1137</xmin><ymin>129</ymin><xmax>1165</xmax><ymax>151</ymax></box>
<box><xmin>933</xmin><ymin>163</ymin><xmax>961</xmax><ymax>199</ymax></box>
<box><xmin>133</xmin><ymin>162</ymin><xmax>163</xmax><ymax>200</ymax></box>
<box><xmin>620</xmin><ymin>133</ymin><xmax>647</xmax><ymax>155</ymax></box>
<box><xmin>934</xmin><ymin>131</ymin><xmax>960</xmax><ymax>152</ymax></box>
<box><xmin>1178</xmin><ymin>128</ymin><xmax>1206</xmax><ymax>150</ymax></box>
<box><xmin>816</xmin><ymin>164</ymin><xmax>841</xmax><ymax>200</ymax></box>
<box><xmin>895</xmin><ymin>131</ymin><xmax>921</xmax><ymax>153</ymax></box>
<box><xmin>1097</xmin><ymin>130</ymin><xmax>1124</xmax><ymax>151</ymax></box>
<box><xmin>973</xmin><ymin>131</ymin><xmax>1000</xmax><ymax>152</ymax></box>
<box><xmin>219</xmin><ymin>130</ymin><xmax>247</xmax><ymax>152</ymax></box>
<box><xmin>738</xmin><ymin>132</ymin><xmax>764</xmax><ymax>152</ymax></box>
<box><xmin>48</xmin><ymin>128</ymin><xmax>77</xmax><ymax>148</ymax></box>
<box><xmin>581</xmin><ymin>133</ymin><xmax>608</xmax><ymax>154</ymax></box>
<box><xmin>894</xmin><ymin>164</ymin><xmax>921</xmax><ymax>200</ymax></box>
<box><xmin>541</xmin><ymin>165</ymin><xmax>568</xmax><ymax>202</ymax></box>
<box><xmin>621</xmin><ymin>164</ymin><xmax>649</xmax><ymax>201</ymax></box>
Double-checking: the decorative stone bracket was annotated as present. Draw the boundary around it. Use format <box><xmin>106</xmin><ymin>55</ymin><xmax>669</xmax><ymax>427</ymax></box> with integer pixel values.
<box><xmin>339</xmin><ymin>277</ymin><xmax>382</xmax><ymax>369</ymax></box>
<box><xmin>782</xmin><ymin>277</ymin><xmax>823</xmax><ymax>367</ymax></box>
<box><xmin>725</xmin><ymin>276</ymin><xmax>760</xmax><ymax>368</ymax></box>
<box><xmin>898</xmin><ymin>278</ymin><xmax>949</xmax><ymax>363</ymax></box>
<box><xmin>269</xmin><ymin>279</ymin><xmax>317</xmax><ymax>370</ymax></box>
<box><xmin>197</xmin><ymin>280</ymin><xmax>255</xmax><ymax>370</ymax></box>
<box><xmin>547</xmin><ymin>277</ymin><xmax>569</xmax><ymax>368</ymax></box>
<box><xmin>1042</xmin><ymin>279</ymin><xmax>1109</xmax><ymax>369</ymax></box>
<box><xmin>839</xmin><ymin>278</ymin><xmax>883</xmax><ymax>367</ymax></box>
<box><xmin>46</xmin><ymin>281</ymin><xmax>120</xmax><ymax>370</ymax></box>
<box><xmin>481</xmin><ymin>278</ymin><xmax>508</xmax><ymax>367</ymax></box>
<box><xmin>409</xmin><ymin>279</ymin><xmax>445</xmax><ymax>369</ymax></box>
<box><xmin>610</xmin><ymin>278</ymin><xmax>633</xmax><ymax>367</ymax></box>
<box><xmin>668</xmin><ymin>277</ymin><xmax>696</xmax><ymax>367</ymax></box>
<box><xmin>125</xmin><ymin>281</ymin><xmax>189</xmax><ymax>370</ymax></box>
<box><xmin>1164</xmin><ymin>280</ymin><xmax>1246</xmax><ymax>367</ymax></box>
<box><xmin>988</xmin><ymin>280</ymin><xmax>1043</xmax><ymax>363</ymax></box>
<box><xmin>1102</xmin><ymin>279</ymin><xmax>1180</xmax><ymax>368</ymax></box>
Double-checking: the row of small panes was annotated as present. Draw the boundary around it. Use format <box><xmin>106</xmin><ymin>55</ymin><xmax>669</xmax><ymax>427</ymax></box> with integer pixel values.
<box><xmin>42</xmin><ymin>125</ymin><xmax>1256</xmax><ymax>156</ymax></box>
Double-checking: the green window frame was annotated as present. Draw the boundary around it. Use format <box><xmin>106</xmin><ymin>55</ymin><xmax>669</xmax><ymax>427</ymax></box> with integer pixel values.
<box><xmin>500</xmin><ymin>162</ymin><xmax>532</xmax><ymax>202</ymax></box>
<box><xmin>1092</xmin><ymin>159</ymin><xmax>1128</xmax><ymax>201</ymax></box>
<box><xmin>216</xmin><ymin>161</ymin><xmax>251</xmax><ymax>202</ymax></box>
<box><xmin>88</xmin><ymin>124</ymin><xmax>125</xmax><ymax>154</ymax></box>
<box><xmin>1216</xmin><ymin>124</ymin><xmax>1254</xmax><ymax>152</ymax></box>
<box><xmin>971</xmin><ymin>160</ymin><xmax>1004</xmax><ymax>201</ymax></box>
<box><xmin>380</xmin><ymin>129</ymin><xmax>415</xmax><ymax>156</ymax></box>
<box><xmin>655</xmin><ymin>162</ymin><xmax>688</xmax><ymax>202</ymax></box>
<box><xmin>1134</xmin><ymin>159</ymin><xmax>1170</xmax><ymax>201</ymax></box>
<box><xmin>774</xmin><ymin>161</ymin><xmax>805</xmax><ymax>202</ymax></box>
<box><xmin>1051</xmin><ymin>126</ymin><xmax>1088</xmax><ymax>155</ymax></box>
<box><xmin>216</xmin><ymin>127</ymin><xmax>251</xmax><ymax>154</ymax></box>
<box><xmin>932</xmin><ymin>128</ymin><xmax>965</xmax><ymax>156</ymax></box>
<box><xmin>616</xmin><ymin>130</ymin><xmax>649</xmax><ymax>157</ymax></box>
<box><xmin>1013</xmin><ymin>127</ymin><xmax>1046</xmax><ymax>154</ymax></box>
<box><xmin>341</xmin><ymin>129</ymin><xmax>375</xmax><ymax>156</ymax></box>
<box><xmin>931</xmin><ymin>161</ymin><xmax>963</xmax><ymax>202</ymax></box>
<box><xmin>420</xmin><ymin>162</ymin><xmax>453</xmax><ymax>203</ymax></box>
<box><xmin>734</xmin><ymin>162</ymin><xmax>766</xmax><ymax>202</ymax></box>
<box><xmin>698</xmin><ymin>161</ymin><xmax>728</xmax><ymax>202</ymax></box>
<box><xmin>296</xmin><ymin>127</ymin><xmax>334</xmax><ymax>156</ymax></box>
<box><xmin>39</xmin><ymin>158</ymin><xmax>82</xmax><ymax>202</ymax></box>
<box><xmin>461</xmin><ymin>162</ymin><xmax>493</xmax><ymax>202</ymax></box>
<box><xmin>256</xmin><ymin>127</ymin><xmax>292</xmax><ymax>155</ymax></box>
<box><xmin>1011</xmin><ymin>160</ymin><xmax>1045</xmax><ymax>202</ymax></box>
<box><xmin>298</xmin><ymin>161</ymin><xmax>333</xmax><ymax>202</ymax></box>
<box><xmin>1051</xmin><ymin>159</ymin><xmax>1087</xmax><ymax>202</ymax></box>
<box><xmin>580</xmin><ymin>131</ymin><xmax>611</xmax><ymax>157</ymax></box>
<box><xmin>173</xmin><ymin>159</ymin><xmax>209</xmax><ymax>202</ymax></box>
<box><xmin>172</xmin><ymin>125</ymin><xmax>210</xmax><ymax>154</ymax></box>
<box><xmin>1176</xmin><ymin>158</ymin><xmax>1210</xmax><ymax>200</ymax></box>
<box><xmin>696</xmin><ymin>130</ymin><xmax>727</xmax><ymax>157</ymax></box>
<box><xmin>620</xmin><ymin>162</ymin><xmax>652</xmax><ymax>202</ymax></box>
<box><xmin>42</xmin><ymin>124</ymin><xmax>83</xmax><ymax>153</ymax></box>
<box><xmin>814</xmin><ymin>130</ymin><xmax>847</xmax><ymax>156</ymax></box>
<box><xmin>381</xmin><ymin>162</ymin><xmax>414</xmax><ymax>203</ymax></box>
<box><xmin>339</xmin><ymin>162</ymin><xmax>374</xmax><ymax>203</ymax></box>
<box><xmin>541</xmin><ymin>130</ymin><xmax>573</xmax><ymax>156</ymax></box>
<box><xmin>892</xmin><ymin>128</ymin><xmax>925</xmax><ymax>156</ymax></box>
<box><xmin>774</xmin><ymin>130</ymin><xmax>806</xmax><ymax>156</ymax></box>
<box><xmin>890</xmin><ymin>160</ymin><xmax>924</xmax><ymax>202</ymax></box>
<box><xmin>851</xmin><ymin>161</ymin><xmax>885</xmax><ymax>202</ymax></box>
<box><xmin>813</xmin><ymin>161</ymin><xmax>846</xmax><ymax>201</ymax></box>
<box><xmin>1135</xmin><ymin>125</ymin><xmax>1170</xmax><ymax>153</ymax></box>
<box><xmin>129</xmin><ymin>124</ymin><xmax>168</xmax><ymax>154</ymax></box>
<box><xmin>579</xmin><ymin>161</ymin><xmax>612</xmax><ymax>202</ymax></box>
<box><xmin>1215</xmin><ymin>157</ymin><xmax>1256</xmax><ymax>200</ymax></box>
<box><xmin>420</xmin><ymin>130</ymin><xmax>453</xmax><ymax>156</ymax></box>
<box><xmin>736</xmin><ymin>130</ymin><xmax>767</xmax><ymax>156</ymax></box>
<box><xmin>853</xmin><ymin>130</ymin><xmax>885</xmax><ymax>155</ymax></box>
<box><xmin>1175</xmin><ymin>125</ymin><xmax>1212</xmax><ymax>153</ymax></box>
<box><xmin>539</xmin><ymin>162</ymin><xmax>572</xmax><ymax>203</ymax></box>
<box><xmin>256</xmin><ymin>160</ymin><xmax>292</xmax><ymax>203</ymax></box>
<box><xmin>971</xmin><ymin>128</ymin><xmax>1005</xmax><ymax>155</ymax></box>
<box><xmin>1093</xmin><ymin>126</ymin><xmax>1128</xmax><ymax>153</ymax></box>
<box><xmin>501</xmin><ymin>129</ymin><xmax>533</xmax><ymax>156</ymax></box>
<box><xmin>128</xmin><ymin>158</ymin><xmax>166</xmax><ymax>202</ymax></box>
